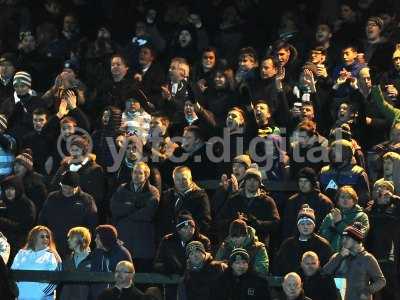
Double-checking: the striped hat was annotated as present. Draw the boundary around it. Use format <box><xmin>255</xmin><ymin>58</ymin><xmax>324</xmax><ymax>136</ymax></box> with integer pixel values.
<box><xmin>15</xmin><ymin>148</ymin><xmax>33</xmax><ymax>171</ymax></box>
<box><xmin>343</xmin><ymin>222</ymin><xmax>365</xmax><ymax>242</ymax></box>
<box><xmin>186</xmin><ymin>241</ymin><xmax>206</xmax><ymax>257</ymax></box>
<box><xmin>13</xmin><ymin>71</ymin><xmax>32</xmax><ymax>87</ymax></box>
<box><xmin>229</xmin><ymin>248</ymin><xmax>250</xmax><ymax>264</ymax></box>
<box><xmin>0</xmin><ymin>114</ymin><xmax>7</xmax><ymax>131</ymax></box>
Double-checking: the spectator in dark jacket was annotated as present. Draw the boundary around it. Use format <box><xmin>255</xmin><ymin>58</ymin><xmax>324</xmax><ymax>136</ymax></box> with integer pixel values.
<box><xmin>300</xmin><ymin>251</ymin><xmax>339</xmax><ymax>300</ymax></box>
<box><xmin>0</xmin><ymin>53</ymin><xmax>16</xmax><ymax>106</ymax></box>
<box><xmin>13</xmin><ymin>148</ymin><xmax>47</xmax><ymax>214</ymax></box>
<box><xmin>154</xmin><ymin>211</ymin><xmax>210</xmax><ymax>275</ymax></box>
<box><xmin>178</xmin><ymin>241</ymin><xmax>225</xmax><ymax>300</ymax></box>
<box><xmin>0</xmin><ymin>71</ymin><xmax>48</xmax><ymax>141</ymax></box>
<box><xmin>39</xmin><ymin>171</ymin><xmax>98</xmax><ymax>257</ymax></box>
<box><xmin>0</xmin><ymin>175</ymin><xmax>36</xmax><ymax>259</ymax></box>
<box><xmin>21</xmin><ymin>108</ymin><xmax>53</xmax><ymax>176</ymax></box>
<box><xmin>50</xmin><ymin>135</ymin><xmax>105</xmax><ymax>221</ymax></box>
<box><xmin>365</xmin><ymin>180</ymin><xmax>400</xmax><ymax>300</ymax></box>
<box><xmin>0</xmin><ymin>255</ymin><xmax>17</xmax><ymax>300</ymax></box>
<box><xmin>218</xmin><ymin>167</ymin><xmax>280</xmax><ymax>245</ymax></box>
<box><xmin>320</xmin><ymin>139</ymin><xmax>370</xmax><ymax>207</ymax></box>
<box><xmin>157</xmin><ymin>166</ymin><xmax>211</xmax><ymax>237</ymax></box>
<box><xmin>154</xmin><ymin>211</ymin><xmax>210</xmax><ymax>300</ymax></box>
<box><xmin>282</xmin><ymin>167</ymin><xmax>333</xmax><ymax>239</ymax></box>
<box><xmin>274</xmin><ymin>205</ymin><xmax>333</xmax><ymax>276</ymax></box>
<box><xmin>90</xmin><ymin>225</ymin><xmax>133</xmax><ymax>300</ymax></box>
<box><xmin>213</xmin><ymin>248</ymin><xmax>271</xmax><ymax>300</ymax></box>
<box><xmin>111</xmin><ymin>161</ymin><xmax>159</xmax><ymax>272</ymax></box>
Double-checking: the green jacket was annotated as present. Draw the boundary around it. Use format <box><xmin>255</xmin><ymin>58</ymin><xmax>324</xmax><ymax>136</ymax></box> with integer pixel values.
<box><xmin>215</xmin><ymin>226</ymin><xmax>269</xmax><ymax>278</ymax></box>
<box><xmin>371</xmin><ymin>85</ymin><xmax>400</xmax><ymax>124</ymax></box>
<box><xmin>319</xmin><ymin>204</ymin><xmax>370</xmax><ymax>251</ymax></box>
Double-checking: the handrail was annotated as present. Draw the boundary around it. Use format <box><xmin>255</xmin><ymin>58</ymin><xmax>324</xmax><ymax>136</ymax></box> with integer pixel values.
<box><xmin>11</xmin><ymin>270</ymin><xmax>283</xmax><ymax>286</ymax></box>
<box><xmin>197</xmin><ymin>180</ymin><xmax>299</xmax><ymax>191</ymax></box>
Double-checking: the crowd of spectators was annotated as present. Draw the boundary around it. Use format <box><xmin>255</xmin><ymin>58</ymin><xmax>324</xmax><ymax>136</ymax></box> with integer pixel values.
<box><xmin>0</xmin><ymin>0</ymin><xmax>400</xmax><ymax>299</ymax></box>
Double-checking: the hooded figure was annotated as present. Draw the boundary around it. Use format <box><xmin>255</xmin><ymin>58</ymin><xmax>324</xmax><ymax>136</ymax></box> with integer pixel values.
<box><xmin>216</xmin><ymin>219</ymin><xmax>269</xmax><ymax>279</ymax></box>
<box><xmin>320</xmin><ymin>139</ymin><xmax>370</xmax><ymax>207</ymax></box>
<box><xmin>0</xmin><ymin>175</ymin><xmax>36</xmax><ymax>258</ymax></box>
<box><xmin>282</xmin><ymin>167</ymin><xmax>333</xmax><ymax>240</ymax></box>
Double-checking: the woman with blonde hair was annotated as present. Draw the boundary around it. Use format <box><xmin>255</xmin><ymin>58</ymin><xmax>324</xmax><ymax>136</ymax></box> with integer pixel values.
<box><xmin>319</xmin><ymin>185</ymin><xmax>370</xmax><ymax>251</ymax></box>
<box><xmin>11</xmin><ymin>225</ymin><xmax>61</xmax><ymax>300</ymax></box>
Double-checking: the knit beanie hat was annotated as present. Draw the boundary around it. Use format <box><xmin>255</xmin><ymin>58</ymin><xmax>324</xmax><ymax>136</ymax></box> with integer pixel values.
<box><xmin>186</xmin><ymin>240</ymin><xmax>206</xmax><ymax>257</ymax></box>
<box><xmin>0</xmin><ymin>114</ymin><xmax>7</xmax><ymax>131</ymax></box>
<box><xmin>96</xmin><ymin>225</ymin><xmax>118</xmax><ymax>250</ymax></box>
<box><xmin>297</xmin><ymin>204</ymin><xmax>316</xmax><ymax>225</ymax></box>
<box><xmin>60</xmin><ymin>171</ymin><xmax>80</xmax><ymax>187</ymax></box>
<box><xmin>63</xmin><ymin>59</ymin><xmax>80</xmax><ymax>74</ymax></box>
<box><xmin>15</xmin><ymin>148</ymin><xmax>33</xmax><ymax>171</ymax></box>
<box><xmin>343</xmin><ymin>222</ymin><xmax>365</xmax><ymax>242</ymax></box>
<box><xmin>233</xmin><ymin>154</ymin><xmax>251</xmax><ymax>169</ymax></box>
<box><xmin>176</xmin><ymin>211</ymin><xmax>196</xmax><ymax>230</ymax></box>
<box><xmin>13</xmin><ymin>71</ymin><xmax>32</xmax><ymax>87</ymax></box>
<box><xmin>229</xmin><ymin>219</ymin><xmax>248</xmax><ymax>237</ymax></box>
<box><xmin>229</xmin><ymin>248</ymin><xmax>250</xmax><ymax>264</ymax></box>
<box><xmin>297</xmin><ymin>167</ymin><xmax>317</xmax><ymax>187</ymax></box>
<box><xmin>367</xmin><ymin>16</ymin><xmax>384</xmax><ymax>29</ymax></box>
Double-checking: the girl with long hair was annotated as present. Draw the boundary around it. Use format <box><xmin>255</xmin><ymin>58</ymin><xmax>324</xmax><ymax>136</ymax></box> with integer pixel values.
<box><xmin>11</xmin><ymin>225</ymin><xmax>61</xmax><ymax>300</ymax></box>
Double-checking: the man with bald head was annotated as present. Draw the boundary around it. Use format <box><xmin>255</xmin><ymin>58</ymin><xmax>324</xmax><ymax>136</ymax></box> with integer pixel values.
<box><xmin>300</xmin><ymin>251</ymin><xmax>339</xmax><ymax>300</ymax></box>
<box><xmin>281</xmin><ymin>272</ymin><xmax>311</xmax><ymax>300</ymax></box>
<box><xmin>98</xmin><ymin>261</ymin><xmax>145</xmax><ymax>300</ymax></box>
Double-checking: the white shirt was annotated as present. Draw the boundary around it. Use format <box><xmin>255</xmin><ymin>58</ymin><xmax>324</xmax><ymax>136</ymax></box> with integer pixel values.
<box><xmin>12</xmin><ymin>248</ymin><xmax>59</xmax><ymax>300</ymax></box>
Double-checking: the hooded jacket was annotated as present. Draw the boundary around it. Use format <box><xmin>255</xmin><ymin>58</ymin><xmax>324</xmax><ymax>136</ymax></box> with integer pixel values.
<box><xmin>0</xmin><ymin>175</ymin><xmax>36</xmax><ymax>252</ymax></box>
<box><xmin>319</xmin><ymin>204</ymin><xmax>370</xmax><ymax>251</ymax></box>
<box><xmin>216</xmin><ymin>226</ymin><xmax>269</xmax><ymax>278</ymax></box>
